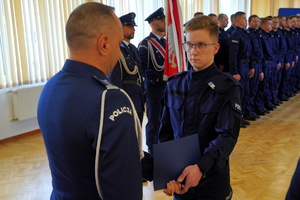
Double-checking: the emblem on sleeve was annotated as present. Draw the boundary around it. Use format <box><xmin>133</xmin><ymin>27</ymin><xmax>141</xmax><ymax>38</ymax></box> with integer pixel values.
<box><xmin>235</xmin><ymin>103</ymin><xmax>241</xmax><ymax>111</ymax></box>
<box><xmin>208</xmin><ymin>82</ymin><xmax>215</xmax><ymax>89</ymax></box>
<box><xmin>109</xmin><ymin>106</ymin><xmax>132</xmax><ymax>121</ymax></box>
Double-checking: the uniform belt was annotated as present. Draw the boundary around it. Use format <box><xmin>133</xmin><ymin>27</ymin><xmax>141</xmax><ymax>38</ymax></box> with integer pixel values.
<box><xmin>252</xmin><ymin>60</ymin><xmax>261</xmax><ymax>64</ymax></box>
<box><xmin>122</xmin><ymin>79</ymin><xmax>140</xmax><ymax>85</ymax></box>
<box><xmin>239</xmin><ymin>59</ymin><xmax>249</xmax><ymax>63</ymax></box>
<box><xmin>263</xmin><ymin>60</ymin><xmax>273</xmax><ymax>64</ymax></box>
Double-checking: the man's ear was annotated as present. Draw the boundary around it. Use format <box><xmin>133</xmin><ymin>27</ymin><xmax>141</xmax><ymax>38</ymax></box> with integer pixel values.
<box><xmin>213</xmin><ymin>43</ymin><xmax>220</xmax><ymax>55</ymax></box>
<box><xmin>97</xmin><ymin>35</ymin><xmax>108</xmax><ymax>56</ymax></box>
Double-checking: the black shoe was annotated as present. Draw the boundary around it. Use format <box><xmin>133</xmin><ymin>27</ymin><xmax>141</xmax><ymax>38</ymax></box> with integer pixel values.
<box><xmin>254</xmin><ymin>113</ymin><xmax>261</xmax><ymax>119</ymax></box>
<box><xmin>240</xmin><ymin>121</ymin><xmax>247</xmax><ymax>128</ymax></box>
<box><xmin>279</xmin><ymin>96</ymin><xmax>290</xmax><ymax>101</ymax></box>
<box><xmin>263</xmin><ymin>107</ymin><xmax>271</xmax><ymax>114</ymax></box>
<box><xmin>272</xmin><ymin>99</ymin><xmax>281</xmax><ymax>106</ymax></box>
<box><xmin>242</xmin><ymin>119</ymin><xmax>250</xmax><ymax>126</ymax></box>
<box><xmin>265</xmin><ymin>103</ymin><xmax>276</xmax><ymax>111</ymax></box>
<box><xmin>278</xmin><ymin>100</ymin><xmax>283</xmax><ymax>104</ymax></box>
<box><xmin>292</xmin><ymin>88</ymin><xmax>298</xmax><ymax>93</ymax></box>
<box><xmin>244</xmin><ymin>114</ymin><xmax>257</xmax><ymax>121</ymax></box>
<box><xmin>286</xmin><ymin>92</ymin><xmax>293</xmax><ymax>97</ymax></box>
<box><xmin>143</xmin><ymin>178</ymin><xmax>148</xmax><ymax>183</ymax></box>
<box><xmin>255</xmin><ymin>109</ymin><xmax>266</xmax><ymax>116</ymax></box>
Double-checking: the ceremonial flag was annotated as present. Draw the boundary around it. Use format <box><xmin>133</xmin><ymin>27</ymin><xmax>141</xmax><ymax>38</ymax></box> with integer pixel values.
<box><xmin>163</xmin><ymin>0</ymin><xmax>187</xmax><ymax>79</ymax></box>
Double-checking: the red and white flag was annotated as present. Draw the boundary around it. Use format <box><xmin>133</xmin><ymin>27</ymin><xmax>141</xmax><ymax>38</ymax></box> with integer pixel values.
<box><xmin>164</xmin><ymin>0</ymin><xmax>187</xmax><ymax>79</ymax></box>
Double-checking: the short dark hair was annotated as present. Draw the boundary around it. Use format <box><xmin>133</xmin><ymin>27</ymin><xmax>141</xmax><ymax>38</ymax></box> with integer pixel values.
<box><xmin>194</xmin><ymin>12</ymin><xmax>204</xmax><ymax>17</ymax></box>
<box><xmin>278</xmin><ymin>15</ymin><xmax>286</xmax><ymax>19</ymax></box>
<box><xmin>248</xmin><ymin>14</ymin><xmax>259</xmax><ymax>23</ymax></box>
<box><xmin>217</xmin><ymin>13</ymin><xmax>227</xmax><ymax>20</ymax></box>
<box><xmin>66</xmin><ymin>2</ymin><xmax>115</xmax><ymax>50</ymax></box>
<box><xmin>208</xmin><ymin>13</ymin><xmax>217</xmax><ymax>18</ymax></box>
<box><xmin>185</xmin><ymin>16</ymin><xmax>219</xmax><ymax>43</ymax></box>
<box><xmin>261</xmin><ymin>17</ymin><xmax>272</xmax><ymax>25</ymax></box>
<box><xmin>235</xmin><ymin>11</ymin><xmax>246</xmax><ymax>21</ymax></box>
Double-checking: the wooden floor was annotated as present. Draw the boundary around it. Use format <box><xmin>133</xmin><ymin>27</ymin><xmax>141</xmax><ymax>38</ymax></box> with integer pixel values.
<box><xmin>1</xmin><ymin>95</ymin><xmax>300</xmax><ymax>200</ymax></box>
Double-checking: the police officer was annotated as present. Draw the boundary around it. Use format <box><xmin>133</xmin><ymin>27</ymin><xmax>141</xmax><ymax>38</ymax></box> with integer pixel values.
<box><xmin>246</xmin><ymin>15</ymin><xmax>264</xmax><ymax>118</ymax></box>
<box><xmin>283</xmin><ymin>16</ymin><xmax>297</xmax><ymax>98</ymax></box>
<box><xmin>226</xmin><ymin>14</ymin><xmax>236</xmax><ymax>36</ymax></box>
<box><xmin>278</xmin><ymin>15</ymin><xmax>291</xmax><ymax>101</ymax></box>
<box><xmin>160</xmin><ymin>16</ymin><xmax>241</xmax><ymax>200</ymax></box>
<box><xmin>138</xmin><ymin>7</ymin><xmax>166</xmax><ymax>154</ymax></box>
<box><xmin>37</xmin><ymin>3</ymin><xmax>143</xmax><ymax>199</ymax></box>
<box><xmin>215</xmin><ymin>13</ymin><xmax>230</xmax><ymax>72</ymax></box>
<box><xmin>108</xmin><ymin>12</ymin><xmax>145</xmax><ymax>125</ymax></box>
<box><xmin>229</xmin><ymin>11</ymin><xmax>252</xmax><ymax>128</ymax></box>
<box><xmin>256</xmin><ymin>17</ymin><xmax>277</xmax><ymax>112</ymax></box>
<box><xmin>289</xmin><ymin>15</ymin><xmax>299</xmax><ymax>95</ymax></box>
<box><xmin>270</xmin><ymin>16</ymin><xmax>284</xmax><ymax>106</ymax></box>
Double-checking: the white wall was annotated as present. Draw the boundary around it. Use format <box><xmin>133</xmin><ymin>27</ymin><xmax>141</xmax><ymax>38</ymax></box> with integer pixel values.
<box><xmin>0</xmin><ymin>89</ymin><xmax>39</xmax><ymax>140</ymax></box>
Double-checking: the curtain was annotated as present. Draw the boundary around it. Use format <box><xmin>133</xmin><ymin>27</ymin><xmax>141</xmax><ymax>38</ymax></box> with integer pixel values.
<box><xmin>0</xmin><ymin>0</ymin><xmax>85</xmax><ymax>89</ymax></box>
<box><xmin>251</xmin><ymin>0</ymin><xmax>300</xmax><ymax>17</ymax></box>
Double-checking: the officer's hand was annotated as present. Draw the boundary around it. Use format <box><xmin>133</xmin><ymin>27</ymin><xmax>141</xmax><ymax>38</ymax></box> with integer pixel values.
<box><xmin>259</xmin><ymin>72</ymin><xmax>264</xmax><ymax>81</ymax></box>
<box><xmin>249</xmin><ymin>69</ymin><xmax>254</xmax><ymax>78</ymax></box>
<box><xmin>292</xmin><ymin>61</ymin><xmax>295</xmax><ymax>68</ymax></box>
<box><xmin>233</xmin><ymin>74</ymin><xmax>241</xmax><ymax>81</ymax></box>
<box><xmin>176</xmin><ymin>164</ymin><xmax>203</xmax><ymax>195</ymax></box>
<box><xmin>277</xmin><ymin>63</ymin><xmax>281</xmax><ymax>70</ymax></box>
<box><xmin>285</xmin><ymin>63</ymin><xmax>290</xmax><ymax>70</ymax></box>
<box><xmin>163</xmin><ymin>180</ymin><xmax>183</xmax><ymax>196</ymax></box>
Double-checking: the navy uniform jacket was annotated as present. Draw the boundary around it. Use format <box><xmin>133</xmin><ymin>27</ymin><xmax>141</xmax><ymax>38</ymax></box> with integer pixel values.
<box><xmin>159</xmin><ymin>63</ymin><xmax>241</xmax><ymax>198</ymax></box>
<box><xmin>108</xmin><ymin>41</ymin><xmax>144</xmax><ymax>114</ymax></box>
<box><xmin>37</xmin><ymin>59</ymin><xmax>142</xmax><ymax>200</ymax></box>
<box><xmin>276</xmin><ymin>28</ymin><xmax>288</xmax><ymax>58</ymax></box>
<box><xmin>229</xmin><ymin>26</ymin><xmax>252</xmax><ymax>75</ymax></box>
<box><xmin>259</xmin><ymin>29</ymin><xmax>275</xmax><ymax>61</ymax></box>
<box><xmin>138</xmin><ymin>32</ymin><xmax>166</xmax><ymax>99</ymax></box>
<box><xmin>226</xmin><ymin>26</ymin><xmax>235</xmax><ymax>36</ymax></box>
<box><xmin>247</xmin><ymin>27</ymin><xmax>263</xmax><ymax>70</ymax></box>
<box><xmin>215</xmin><ymin>27</ymin><xmax>230</xmax><ymax>72</ymax></box>
<box><xmin>283</xmin><ymin>29</ymin><xmax>296</xmax><ymax>64</ymax></box>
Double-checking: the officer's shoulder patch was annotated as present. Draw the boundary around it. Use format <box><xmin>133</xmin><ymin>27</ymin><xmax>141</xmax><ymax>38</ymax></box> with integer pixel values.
<box><xmin>207</xmin><ymin>72</ymin><xmax>241</xmax><ymax>93</ymax></box>
<box><xmin>92</xmin><ymin>76</ymin><xmax>119</xmax><ymax>90</ymax></box>
<box><xmin>167</xmin><ymin>71</ymin><xmax>188</xmax><ymax>82</ymax></box>
<box><xmin>231</xmin><ymin>40</ymin><xmax>239</xmax><ymax>43</ymax></box>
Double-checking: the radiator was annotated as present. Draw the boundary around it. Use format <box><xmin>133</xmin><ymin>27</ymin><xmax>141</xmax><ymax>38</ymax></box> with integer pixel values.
<box><xmin>8</xmin><ymin>84</ymin><xmax>45</xmax><ymax>121</ymax></box>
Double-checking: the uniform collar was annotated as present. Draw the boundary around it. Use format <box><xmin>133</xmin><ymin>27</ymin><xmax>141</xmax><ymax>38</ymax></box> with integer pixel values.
<box><xmin>63</xmin><ymin>59</ymin><xmax>106</xmax><ymax>79</ymax></box>
<box><xmin>189</xmin><ymin>63</ymin><xmax>217</xmax><ymax>79</ymax></box>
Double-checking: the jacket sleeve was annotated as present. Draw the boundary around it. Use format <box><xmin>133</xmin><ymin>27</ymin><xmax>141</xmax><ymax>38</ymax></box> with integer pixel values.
<box><xmin>197</xmin><ymin>77</ymin><xmax>241</xmax><ymax>176</ymax></box>
<box><xmin>88</xmin><ymin>88</ymin><xmax>142</xmax><ymax>200</ymax></box>
<box><xmin>228</xmin><ymin>34</ymin><xmax>240</xmax><ymax>75</ymax></box>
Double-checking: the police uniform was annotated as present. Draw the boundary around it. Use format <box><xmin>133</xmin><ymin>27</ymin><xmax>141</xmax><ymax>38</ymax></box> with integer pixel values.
<box><xmin>215</xmin><ymin>27</ymin><xmax>230</xmax><ymax>72</ymax></box>
<box><xmin>159</xmin><ymin>63</ymin><xmax>241</xmax><ymax>199</ymax></box>
<box><xmin>226</xmin><ymin>25</ymin><xmax>235</xmax><ymax>36</ymax></box>
<box><xmin>228</xmin><ymin>26</ymin><xmax>252</xmax><ymax>126</ymax></box>
<box><xmin>256</xmin><ymin>28</ymin><xmax>276</xmax><ymax>112</ymax></box>
<box><xmin>37</xmin><ymin>59</ymin><xmax>143</xmax><ymax>200</ymax></box>
<box><xmin>246</xmin><ymin>27</ymin><xmax>264</xmax><ymax>118</ymax></box>
<box><xmin>283</xmin><ymin>28</ymin><xmax>296</xmax><ymax>98</ymax></box>
<box><xmin>108</xmin><ymin>12</ymin><xmax>145</xmax><ymax>125</ymax></box>
<box><xmin>138</xmin><ymin>7</ymin><xmax>166</xmax><ymax>153</ymax></box>
<box><xmin>276</xmin><ymin>28</ymin><xmax>289</xmax><ymax>101</ymax></box>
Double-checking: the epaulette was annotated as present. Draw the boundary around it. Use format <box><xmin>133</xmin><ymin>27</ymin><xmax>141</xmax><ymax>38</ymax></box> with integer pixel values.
<box><xmin>207</xmin><ymin>72</ymin><xmax>241</xmax><ymax>93</ymax></box>
<box><xmin>167</xmin><ymin>71</ymin><xmax>188</xmax><ymax>82</ymax></box>
<box><xmin>92</xmin><ymin>76</ymin><xmax>119</xmax><ymax>90</ymax></box>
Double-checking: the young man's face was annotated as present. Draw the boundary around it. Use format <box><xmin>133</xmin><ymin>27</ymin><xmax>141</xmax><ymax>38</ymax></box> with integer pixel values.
<box><xmin>123</xmin><ymin>26</ymin><xmax>135</xmax><ymax>40</ymax></box>
<box><xmin>249</xmin><ymin>17</ymin><xmax>260</xmax><ymax>30</ymax></box>
<box><xmin>272</xmin><ymin>18</ymin><xmax>280</xmax><ymax>29</ymax></box>
<box><xmin>185</xmin><ymin>29</ymin><xmax>219</xmax><ymax>72</ymax></box>
<box><xmin>153</xmin><ymin>18</ymin><xmax>166</xmax><ymax>32</ymax></box>
<box><xmin>219</xmin><ymin>15</ymin><xmax>229</xmax><ymax>28</ymax></box>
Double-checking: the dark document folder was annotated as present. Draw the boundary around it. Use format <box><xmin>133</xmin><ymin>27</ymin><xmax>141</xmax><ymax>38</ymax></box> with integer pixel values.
<box><xmin>153</xmin><ymin>134</ymin><xmax>201</xmax><ymax>190</ymax></box>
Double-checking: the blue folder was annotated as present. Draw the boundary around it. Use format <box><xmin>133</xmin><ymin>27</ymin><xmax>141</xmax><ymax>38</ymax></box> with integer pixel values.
<box><xmin>153</xmin><ymin>134</ymin><xmax>201</xmax><ymax>190</ymax></box>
